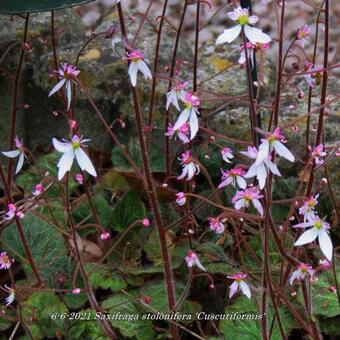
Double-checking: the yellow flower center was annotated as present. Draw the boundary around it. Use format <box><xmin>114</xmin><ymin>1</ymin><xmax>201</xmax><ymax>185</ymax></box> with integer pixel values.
<box><xmin>244</xmin><ymin>194</ymin><xmax>252</xmax><ymax>202</ymax></box>
<box><xmin>72</xmin><ymin>141</ymin><xmax>80</xmax><ymax>149</ymax></box>
<box><xmin>314</xmin><ymin>221</ymin><xmax>322</xmax><ymax>229</ymax></box>
<box><xmin>132</xmin><ymin>57</ymin><xmax>140</xmax><ymax>62</ymax></box>
<box><xmin>238</xmin><ymin>15</ymin><xmax>249</xmax><ymax>26</ymax></box>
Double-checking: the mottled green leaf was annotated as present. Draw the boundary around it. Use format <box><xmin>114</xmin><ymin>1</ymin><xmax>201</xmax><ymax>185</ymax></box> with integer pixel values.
<box><xmin>111</xmin><ymin>190</ymin><xmax>146</xmax><ymax>231</ymax></box>
<box><xmin>22</xmin><ymin>292</ymin><xmax>67</xmax><ymax>339</ymax></box>
<box><xmin>0</xmin><ymin>214</ymin><xmax>69</xmax><ymax>286</ymax></box>
<box><xmin>102</xmin><ymin>294</ymin><xmax>154</xmax><ymax>340</ymax></box>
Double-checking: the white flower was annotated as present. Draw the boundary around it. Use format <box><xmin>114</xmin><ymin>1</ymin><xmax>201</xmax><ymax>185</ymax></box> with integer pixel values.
<box><xmin>1</xmin><ymin>136</ymin><xmax>26</xmax><ymax>174</ymax></box>
<box><xmin>289</xmin><ymin>263</ymin><xmax>315</xmax><ymax>285</ymax></box>
<box><xmin>177</xmin><ymin>151</ymin><xmax>200</xmax><ymax>181</ymax></box>
<box><xmin>216</xmin><ymin>7</ymin><xmax>271</xmax><ymax>45</ymax></box>
<box><xmin>126</xmin><ymin>50</ymin><xmax>152</xmax><ymax>87</ymax></box>
<box><xmin>256</xmin><ymin>127</ymin><xmax>295</xmax><ymax>165</ymax></box>
<box><xmin>48</xmin><ymin>63</ymin><xmax>80</xmax><ymax>110</ymax></box>
<box><xmin>185</xmin><ymin>250</ymin><xmax>206</xmax><ymax>271</ymax></box>
<box><xmin>293</xmin><ymin>216</ymin><xmax>332</xmax><ymax>261</ymax></box>
<box><xmin>173</xmin><ymin>92</ymin><xmax>200</xmax><ymax>140</ymax></box>
<box><xmin>166</xmin><ymin>81</ymin><xmax>188</xmax><ymax>111</ymax></box>
<box><xmin>165</xmin><ymin>123</ymin><xmax>190</xmax><ymax>144</ymax></box>
<box><xmin>208</xmin><ymin>217</ymin><xmax>225</xmax><ymax>234</ymax></box>
<box><xmin>221</xmin><ymin>147</ymin><xmax>234</xmax><ymax>163</ymax></box>
<box><xmin>53</xmin><ymin>135</ymin><xmax>97</xmax><ymax>180</ymax></box>
<box><xmin>175</xmin><ymin>192</ymin><xmax>186</xmax><ymax>206</ymax></box>
<box><xmin>218</xmin><ymin>167</ymin><xmax>247</xmax><ymax>190</ymax></box>
<box><xmin>232</xmin><ymin>187</ymin><xmax>264</xmax><ymax>216</ymax></box>
<box><xmin>241</xmin><ymin>146</ymin><xmax>281</xmax><ymax>189</ymax></box>
<box><xmin>228</xmin><ymin>273</ymin><xmax>251</xmax><ymax>299</ymax></box>
<box><xmin>298</xmin><ymin>194</ymin><xmax>319</xmax><ymax>222</ymax></box>
<box><xmin>4</xmin><ymin>285</ymin><xmax>15</xmax><ymax>306</ymax></box>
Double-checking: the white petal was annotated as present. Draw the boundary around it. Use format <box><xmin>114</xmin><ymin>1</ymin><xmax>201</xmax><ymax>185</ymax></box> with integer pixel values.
<box><xmin>248</xmin><ymin>15</ymin><xmax>259</xmax><ymax>24</ymax></box>
<box><xmin>229</xmin><ymin>281</ymin><xmax>239</xmax><ymax>298</ymax></box>
<box><xmin>138</xmin><ymin>60</ymin><xmax>152</xmax><ymax>80</ymax></box>
<box><xmin>187</xmin><ymin>164</ymin><xmax>195</xmax><ymax>181</ymax></box>
<box><xmin>189</xmin><ymin>110</ymin><xmax>199</xmax><ymax>140</ymax></box>
<box><xmin>272</xmin><ymin>141</ymin><xmax>295</xmax><ymax>162</ymax></box>
<box><xmin>48</xmin><ymin>78</ymin><xmax>66</xmax><ymax>97</ymax></box>
<box><xmin>57</xmin><ymin>150</ymin><xmax>74</xmax><ymax>180</ymax></box>
<box><xmin>53</xmin><ymin>138</ymin><xmax>73</xmax><ymax>153</ymax></box>
<box><xmin>15</xmin><ymin>153</ymin><xmax>25</xmax><ymax>174</ymax></box>
<box><xmin>244</xmin><ymin>163</ymin><xmax>258</xmax><ymax>179</ymax></box>
<box><xmin>294</xmin><ymin>228</ymin><xmax>319</xmax><ymax>246</ymax></box>
<box><xmin>289</xmin><ymin>270</ymin><xmax>299</xmax><ymax>285</ymax></box>
<box><xmin>177</xmin><ymin>165</ymin><xmax>188</xmax><ymax>180</ymax></box>
<box><xmin>264</xmin><ymin>160</ymin><xmax>281</xmax><ymax>176</ymax></box>
<box><xmin>237</xmin><ymin>176</ymin><xmax>247</xmax><ymax>190</ymax></box>
<box><xmin>234</xmin><ymin>199</ymin><xmax>246</xmax><ymax>211</ymax></box>
<box><xmin>65</xmin><ymin>80</ymin><xmax>72</xmax><ymax>110</ymax></box>
<box><xmin>216</xmin><ymin>25</ymin><xmax>242</xmax><ymax>44</ymax></box>
<box><xmin>293</xmin><ymin>221</ymin><xmax>313</xmax><ymax>229</ymax></box>
<box><xmin>256</xmin><ymin>139</ymin><xmax>270</xmax><ymax>165</ymax></box>
<box><xmin>128</xmin><ymin>62</ymin><xmax>138</xmax><ymax>87</ymax></box>
<box><xmin>244</xmin><ymin>25</ymin><xmax>271</xmax><ymax>44</ymax></box>
<box><xmin>75</xmin><ymin>148</ymin><xmax>97</xmax><ymax>177</ymax></box>
<box><xmin>240</xmin><ymin>281</ymin><xmax>251</xmax><ymax>299</ymax></box>
<box><xmin>318</xmin><ymin>230</ymin><xmax>333</xmax><ymax>261</ymax></box>
<box><xmin>257</xmin><ymin>163</ymin><xmax>267</xmax><ymax>189</ymax></box>
<box><xmin>195</xmin><ymin>258</ymin><xmax>206</xmax><ymax>272</ymax></box>
<box><xmin>2</xmin><ymin>150</ymin><xmax>20</xmax><ymax>158</ymax></box>
<box><xmin>218</xmin><ymin>177</ymin><xmax>233</xmax><ymax>189</ymax></box>
<box><xmin>173</xmin><ymin>108</ymin><xmax>190</xmax><ymax>131</ymax></box>
<box><xmin>252</xmin><ymin>199</ymin><xmax>264</xmax><ymax>216</ymax></box>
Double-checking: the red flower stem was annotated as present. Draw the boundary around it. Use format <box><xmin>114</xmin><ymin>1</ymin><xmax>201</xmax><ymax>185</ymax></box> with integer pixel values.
<box><xmin>193</xmin><ymin>0</ymin><xmax>200</xmax><ymax>92</ymax></box>
<box><xmin>147</xmin><ymin>0</ymin><xmax>168</xmax><ymax>126</ymax></box>
<box><xmin>241</xmin><ymin>29</ymin><xmax>257</xmax><ymax>146</ymax></box>
<box><xmin>65</xmin><ymin>176</ymin><xmax>117</xmax><ymax>339</ymax></box>
<box><xmin>164</xmin><ymin>0</ymin><xmax>188</xmax><ymax>175</ymax></box>
<box><xmin>75</xmin><ymin>77</ymin><xmax>144</xmax><ymax>180</ymax></box>
<box><xmin>0</xmin><ymin>162</ymin><xmax>43</xmax><ymax>286</ymax></box>
<box><xmin>306</xmin><ymin>0</ymin><xmax>329</xmax><ymax>197</ymax></box>
<box><xmin>272</xmin><ymin>0</ymin><xmax>285</xmax><ymax>128</ymax></box>
<box><xmin>7</xmin><ymin>14</ymin><xmax>29</xmax><ymax>189</ymax></box>
<box><xmin>117</xmin><ymin>3</ymin><xmax>179</xmax><ymax>339</ymax></box>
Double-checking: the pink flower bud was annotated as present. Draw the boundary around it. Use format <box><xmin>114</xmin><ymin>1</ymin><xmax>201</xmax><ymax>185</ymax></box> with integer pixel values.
<box><xmin>142</xmin><ymin>218</ymin><xmax>150</xmax><ymax>227</ymax></box>
<box><xmin>72</xmin><ymin>288</ymin><xmax>81</xmax><ymax>294</ymax></box>
<box><xmin>16</xmin><ymin>212</ymin><xmax>25</xmax><ymax>219</ymax></box>
<box><xmin>298</xmin><ymin>91</ymin><xmax>305</xmax><ymax>99</ymax></box>
<box><xmin>329</xmin><ymin>286</ymin><xmax>336</xmax><ymax>293</ymax></box>
<box><xmin>69</xmin><ymin>120</ymin><xmax>78</xmax><ymax>130</ymax></box>
<box><xmin>100</xmin><ymin>232</ymin><xmax>110</xmax><ymax>240</ymax></box>
<box><xmin>75</xmin><ymin>173</ymin><xmax>84</xmax><ymax>184</ymax></box>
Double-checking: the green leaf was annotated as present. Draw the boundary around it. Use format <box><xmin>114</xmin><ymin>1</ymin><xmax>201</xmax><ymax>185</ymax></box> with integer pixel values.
<box><xmin>0</xmin><ymin>214</ymin><xmax>69</xmax><ymax>286</ymax></box>
<box><xmin>22</xmin><ymin>292</ymin><xmax>68</xmax><ymax>339</ymax></box>
<box><xmin>86</xmin><ymin>263</ymin><xmax>127</xmax><ymax>293</ymax></box>
<box><xmin>72</xmin><ymin>194</ymin><xmax>114</xmax><ymax>230</ymax></box>
<box><xmin>16</xmin><ymin>152</ymin><xmax>77</xmax><ymax>199</ymax></box>
<box><xmin>102</xmin><ymin>294</ymin><xmax>155</xmax><ymax>340</ymax></box>
<box><xmin>66</xmin><ymin>309</ymin><xmax>106</xmax><ymax>340</ymax></box>
<box><xmin>63</xmin><ymin>292</ymin><xmax>88</xmax><ymax>310</ymax></box>
<box><xmin>111</xmin><ymin>190</ymin><xmax>146</xmax><ymax>231</ymax></box>
<box><xmin>219</xmin><ymin>296</ymin><xmax>295</xmax><ymax>340</ymax></box>
<box><xmin>140</xmin><ymin>281</ymin><xmax>201</xmax><ymax>316</ymax></box>
<box><xmin>311</xmin><ymin>272</ymin><xmax>340</xmax><ymax>318</ymax></box>
<box><xmin>144</xmin><ymin>228</ymin><xmax>174</xmax><ymax>263</ymax></box>
<box><xmin>0</xmin><ymin>0</ymin><xmax>93</xmax><ymax>13</ymax></box>
<box><xmin>111</xmin><ymin>134</ymin><xmax>165</xmax><ymax>172</ymax></box>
